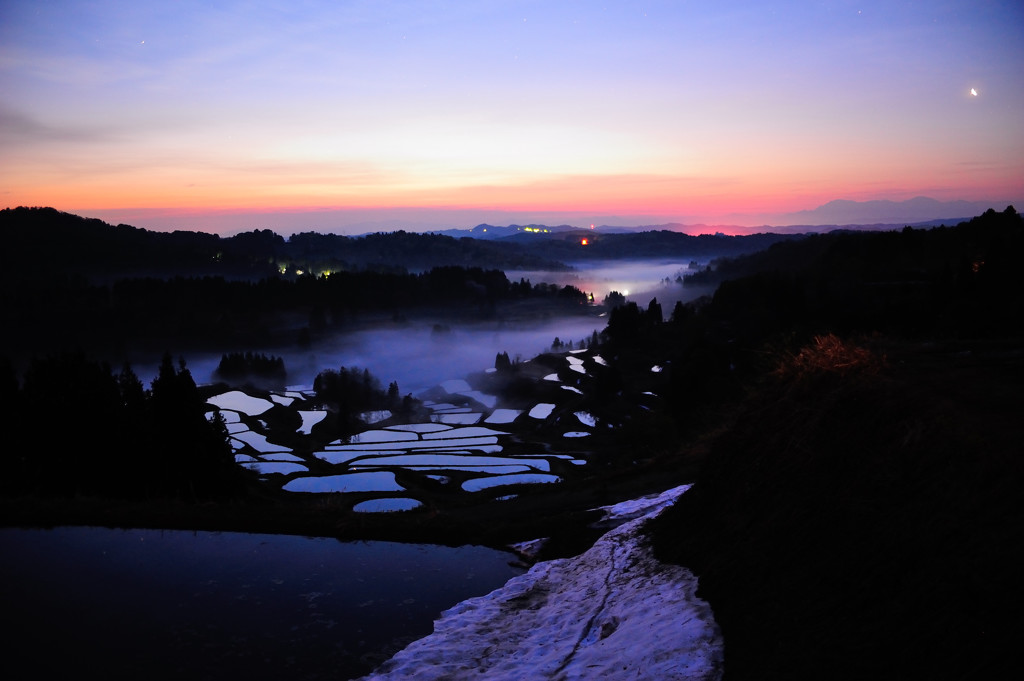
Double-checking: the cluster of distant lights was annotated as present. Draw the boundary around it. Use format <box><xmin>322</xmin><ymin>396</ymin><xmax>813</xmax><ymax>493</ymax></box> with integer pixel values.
<box><xmin>278</xmin><ymin>264</ymin><xmax>336</xmax><ymax>278</ymax></box>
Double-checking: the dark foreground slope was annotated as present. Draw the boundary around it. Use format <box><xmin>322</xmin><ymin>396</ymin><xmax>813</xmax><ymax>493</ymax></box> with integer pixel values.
<box><xmin>649</xmin><ymin>336</ymin><xmax>1023</xmax><ymax>680</ymax></box>
<box><xmin>648</xmin><ymin>209</ymin><xmax>1024</xmax><ymax>680</ymax></box>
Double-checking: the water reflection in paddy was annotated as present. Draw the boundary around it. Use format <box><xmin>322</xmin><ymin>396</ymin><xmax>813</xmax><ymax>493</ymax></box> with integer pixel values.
<box><xmin>208</xmin><ymin>351</ymin><xmax>619</xmax><ymax>499</ymax></box>
<box><xmin>0</xmin><ymin>526</ymin><xmax>524</xmax><ymax>681</ymax></box>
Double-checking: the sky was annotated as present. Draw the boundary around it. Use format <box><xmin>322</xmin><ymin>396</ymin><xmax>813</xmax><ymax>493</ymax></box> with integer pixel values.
<box><xmin>2</xmin><ymin>1</ymin><xmax>1023</xmax><ymax>235</ymax></box>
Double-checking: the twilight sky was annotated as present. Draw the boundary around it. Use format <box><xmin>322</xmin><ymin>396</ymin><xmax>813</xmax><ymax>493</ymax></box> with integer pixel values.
<box><xmin>2</xmin><ymin>0</ymin><xmax>1022</xmax><ymax>235</ymax></box>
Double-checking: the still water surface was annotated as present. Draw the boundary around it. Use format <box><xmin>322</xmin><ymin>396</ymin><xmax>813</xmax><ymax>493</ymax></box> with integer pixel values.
<box><xmin>1</xmin><ymin>526</ymin><xmax>524</xmax><ymax>680</ymax></box>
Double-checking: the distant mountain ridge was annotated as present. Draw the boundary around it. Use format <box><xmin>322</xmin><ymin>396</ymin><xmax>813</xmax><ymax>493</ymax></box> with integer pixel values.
<box><xmin>431</xmin><ymin>216</ymin><xmax>978</xmax><ymax>241</ymax></box>
<box><xmin>423</xmin><ymin>198</ymin><xmax>1016</xmax><ymax>239</ymax></box>
<box><xmin>773</xmin><ymin>196</ymin><xmax>1016</xmax><ymax>227</ymax></box>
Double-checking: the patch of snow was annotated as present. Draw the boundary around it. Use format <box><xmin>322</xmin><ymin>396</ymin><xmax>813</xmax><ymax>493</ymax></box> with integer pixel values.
<box><xmin>651</xmin><ymin>365</ymin><xmax>663</xmax><ymax>373</ymax></box>
<box><xmin>562</xmin><ymin>432</ymin><xmax>591</xmax><ymax>438</ymax></box>
<box><xmin>543</xmin><ymin>373</ymin><xmax>561</xmax><ymax>382</ymax></box>
<box><xmin>568</xmin><ymin>364</ymin><xmax>586</xmax><ymax>374</ymax></box>
<box><xmin>270</xmin><ymin>394</ymin><xmax>294</xmax><ymax>407</ymax></box>
<box><xmin>359</xmin><ymin>410</ymin><xmax>392</xmax><ymax>424</ymax></box>
<box><xmin>509</xmin><ymin>538</ymin><xmax>549</xmax><ymax>561</ymax></box>
<box><xmin>358</xmin><ymin>484</ymin><xmax>721</xmax><ymax>681</ymax></box>
<box><xmin>560</xmin><ymin>385</ymin><xmax>583</xmax><ymax>394</ymax></box>
<box><xmin>566</xmin><ymin>356</ymin><xmax>584</xmax><ymax>365</ymax></box>
<box><xmin>595</xmin><ymin>484</ymin><xmax>692</xmax><ymax>525</ymax></box>
<box><xmin>592</xmin><ymin>355</ymin><xmax>607</xmax><ymax>365</ymax></box>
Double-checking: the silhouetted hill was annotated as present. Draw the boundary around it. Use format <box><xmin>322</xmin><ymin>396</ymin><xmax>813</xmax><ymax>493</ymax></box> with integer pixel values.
<box><xmin>0</xmin><ymin>207</ymin><xmax>571</xmax><ymax>282</ymax></box>
<box><xmin>1</xmin><ymin>206</ymin><xmax>227</xmax><ymax>281</ymax></box>
<box><xmin>644</xmin><ymin>205</ymin><xmax>1023</xmax><ymax>680</ymax></box>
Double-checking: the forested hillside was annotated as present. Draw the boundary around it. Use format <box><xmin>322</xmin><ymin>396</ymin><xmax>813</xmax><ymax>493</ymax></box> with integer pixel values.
<box><xmin>645</xmin><ymin>206</ymin><xmax>1023</xmax><ymax>680</ymax></box>
<box><xmin>0</xmin><ymin>206</ymin><xmax>569</xmax><ymax>281</ymax></box>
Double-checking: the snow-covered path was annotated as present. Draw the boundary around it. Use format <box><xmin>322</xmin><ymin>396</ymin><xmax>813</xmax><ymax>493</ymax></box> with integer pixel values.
<box><xmin>357</xmin><ymin>486</ymin><xmax>723</xmax><ymax>680</ymax></box>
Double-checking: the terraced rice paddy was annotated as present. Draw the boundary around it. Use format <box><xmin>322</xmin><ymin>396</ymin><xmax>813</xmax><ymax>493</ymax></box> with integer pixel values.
<box><xmin>205</xmin><ymin>352</ymin><xmax>608</xmax><ymax>511</ymax></box>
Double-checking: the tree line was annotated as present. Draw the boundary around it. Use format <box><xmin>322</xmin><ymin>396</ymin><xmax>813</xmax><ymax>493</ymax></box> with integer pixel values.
<box><xmin>0</xmin><ymin>353</ymin><xmax>245</xmax><ymax>500</ymax></box>
<box><xmin>0</xmin><ymin>206</ymin><xmax>570</xmax><ymax>283</ymax></box>
<box><xmin>1</xmin><ymin>263</ymin><xmax>594</xmax><ymax>364</ymax></box>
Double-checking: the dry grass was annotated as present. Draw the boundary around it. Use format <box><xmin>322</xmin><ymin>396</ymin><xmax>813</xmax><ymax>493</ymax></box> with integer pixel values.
<box><xmin>772</xmin><ymin>333</ymin><xmax>884</xmax><ymax>379</ymax></box>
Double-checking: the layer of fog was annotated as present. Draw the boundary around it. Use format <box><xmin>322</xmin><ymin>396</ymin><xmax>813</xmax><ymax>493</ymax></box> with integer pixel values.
<box><xmin>264</xmin><ymin>317</ymin><xmax>608</xmax><ymax>394</ymax></box>
<box><xmin>129</xmin><ymin>260</ymin><xmax>716</xmax><ymax>395</ymax></box>
<box><xmin>508</xmin><ymin>258</ymin><xmax>716</xmax><ymax>308</ymax></box>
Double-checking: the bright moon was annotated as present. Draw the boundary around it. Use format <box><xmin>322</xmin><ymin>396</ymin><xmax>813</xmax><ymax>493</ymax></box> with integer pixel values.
<box><xmin>970</xmin><ymin>88</ymin><xmax>978</xmax><ymax>96</ymax></box>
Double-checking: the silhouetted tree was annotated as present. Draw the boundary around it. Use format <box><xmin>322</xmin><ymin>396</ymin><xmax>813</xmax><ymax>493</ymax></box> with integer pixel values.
<box><xmin>495</xmin><ymin>351</ymin><xmax>512</xmax><ymax>372</ymax></box>
<box><xmin>647</xmin><ymin>297</ymin><xmax>663</xmax><ymax>324</ymax></box>
<box><xmin>604</xmin><ymin>290</ymin><xmax>626</xmax><ymax>307</ymax></box>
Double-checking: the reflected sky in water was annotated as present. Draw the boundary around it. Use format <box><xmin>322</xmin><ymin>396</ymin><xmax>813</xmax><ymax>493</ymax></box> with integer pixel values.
<box><xmin>0</xmin><ymin>526</ymin><xmax>523</xmax><ymax>681</ymax></box>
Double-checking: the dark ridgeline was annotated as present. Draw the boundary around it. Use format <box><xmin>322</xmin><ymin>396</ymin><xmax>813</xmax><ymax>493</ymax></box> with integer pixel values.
<box><xmin>0</xmin><ymin>207</ymin><xmax>600</xmax><ymax>365</ymax></box>
<box><xmin>0</xmin><ymin>206</ymin><xmax>801</xmax><ymax>283</ymax></box>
